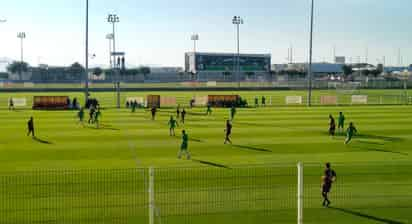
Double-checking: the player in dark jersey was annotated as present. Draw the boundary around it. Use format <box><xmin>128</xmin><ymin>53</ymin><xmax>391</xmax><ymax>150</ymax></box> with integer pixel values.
<box><xmin>338</xmin><ymin>112</ymin><xmax>345</xmax><ymax>134</ymax></box>
<box><xmin>224</xmin><ymin>120</ymin><xmax>233</xmax><ymax>144</ymax></box>
<box><xmin>206</xmin><ymin>103</ymin><xmax>212</xmax><ymax>115</ymax></box>
<box><xmin>261</xmin><ymin>96</ymin><xmax>266</xmax><ymax>107</ymax></box>
<box><xmin>27</xmin><ymin>117</ymin><xmax>35</xmax><ymax>137</ymax></box>
<box><xmin>151</xmin><ymin>107</ymin><xmax>157</xmax><ymax>120</ymax></box>
<box><xmin>329</xmin><ymin>115</ymin><xmax>336</xmax><ymax>136</ymax></box>
<box><xmin>321</xmin><ymin>163</ymin><xmax>337</xmax><ymax>207</ymax></box>
<box><xmin>176</xmin><ymin>105</ymin><xmax>181</xmax><ymax>119</ymax></box>
<box><xmin>181</xmin><ymin>109</ymin><xmax>187</xmax><ymax>124</ymax></box>
<box><xmin>88</xmin><ymin>106</ymin><xmax>96</xmax><ymax>124</ymax></box>
<box><xmin>9</xmin><ymin>98</ymin><xmax>14</xmax><ymax>110</ymax></box>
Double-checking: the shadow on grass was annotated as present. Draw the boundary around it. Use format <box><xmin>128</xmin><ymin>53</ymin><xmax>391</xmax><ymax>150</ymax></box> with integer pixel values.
<box><xmin>33</xmin><ymin>137</ymin><xmax>53</xmax><ymax>145</ymax></box>
<box><xmin>192</xmin><ymin>159</ymin><xmax>231</xmax><ymax>169</ymax></box>
<box><xmin>187</xmin><ymin>111</ymin><xmax>209</xmax><ymax>116</ymax></box>
<box><xmin>86</xmin><ymin>125</ymin><xmax>120</xmax><ymax>131</ymax></box>
<box><xmin>231</xmin><ymin>144</ymin><xmax>272</xmax><ymax>152</ymax></box>
<box><xmin>357</xmin><ymin>140</ymin><xmax>385</xmax><ymax>146</ymax></box>
<box><xmin>329</xmin><ymin>207</ymin><xmax>405</xmax><ymax>224</ymax></box>
<box><xmin>189</xmin><ymin>138</ymin><xmax>203</xmax><ymax>143</ymax></box>
<box><xmin>364</xmin><ymin>147</ymin><xmax>408</xmax><ymax>156</ymax></box>
<box><xmin>357</xmin><ymin>134</ymin><xmax>404</xmax><ymax>143</ymax></box>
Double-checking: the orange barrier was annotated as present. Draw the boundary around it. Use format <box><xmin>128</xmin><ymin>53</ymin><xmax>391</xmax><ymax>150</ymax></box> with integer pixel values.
<box><xmin>208</xmin><ymin>95</ymin><xmax>240</xmax><ymax>107</ymax></box>
<box><xmin>147</xmin><ymin>95</ymin><xmax>160</xmax><ymax>108</ymax></box>
<box><xmin>33</xmin><ymin>96</ymin><xmax>69</xmax><ymax>110</ymax></box>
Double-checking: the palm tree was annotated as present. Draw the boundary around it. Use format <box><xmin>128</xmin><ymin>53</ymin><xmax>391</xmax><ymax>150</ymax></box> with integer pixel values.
<box><xmin>93</xmin><ymin>67</ymin><xmax>103</xmax><ymax>77</ymax></box>
<box><xmin>7</xmin><ymin>61</ymin><xmax>29</xmax><ymax>80</ymax></box>
<box><xmin>140</xmin><ymin>67</ymin><xmax>151</xmax><ymax>80</ymax></box>
<box><xmin>342</xmin><ymin>65</ymin><xmax>353</xmax><ymax>82</ymax></box>
<box><xmin>68</xmin><ymin>62</ymin><xmax>85</xmax><ymax>80</ymax></box>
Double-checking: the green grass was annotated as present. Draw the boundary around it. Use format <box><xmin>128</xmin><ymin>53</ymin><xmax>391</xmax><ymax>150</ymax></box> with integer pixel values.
<box><xmin>0</xmin><ymin>90</ymin><xmax>411</xmax><ymax>223</ymax></box>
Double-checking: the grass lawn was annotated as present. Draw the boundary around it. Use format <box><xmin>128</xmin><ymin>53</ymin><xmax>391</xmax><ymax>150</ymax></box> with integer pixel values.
<box><xmin>0</xmin><ymin>90</ymin><xmax>411</xmax><ymax>223</ymax></box>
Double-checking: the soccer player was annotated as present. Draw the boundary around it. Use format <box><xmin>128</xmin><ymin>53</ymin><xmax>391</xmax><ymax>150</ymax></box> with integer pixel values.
<box><xmin>181</xmin><ymin>109</ymin><xmax>187</xmax><ymax>124</ymax></box>
<box><xmin>94</xmin><ymin>108</ymin><xmax>101</xmax><ymax>128</ymax></box>
<box><xmin>131</xmin><ymin>101</ymin><xmax>137</xmax><ymax>113</ymax></box>
<box><xmin>9</xmin><ymin>98</ymin><xmax>14</xmax><ymax>110</ymax></box>
<box><xmin>345</xmin><ymin>122</ymin><xmax>358</xmax><ymax>145</ymax></box>
<box><xmin>78</xmin><ymin>107</ymin><xmax>85</xmax><ymax>126</ymax></box>
<box><xmin>190</xmin><ymin>98</ymin><xmax>195</xmax><ymax>109</ymax></box>
<box><xmin>329</xmin><ymin>114</ymin><xmax>336</xmax><ymax>136</ymax></box>
<box><xmin>88</xmin><ymin>106</ymin><xmax>96</xmax><ymax>124</ymax></box>
<box><xmin>230</xmin><ymin>106</ymin><xmax>236</xmax><ymax>121</ymax></box>
<box><xmin>321</xmin><ymin>162</ymin><xmax>337</xmax><ymax>207</ymax></box>
<box><xmin>27</xmin><ymin>117</ymin><xmax>35</xmax><ymax>137</ymax></box>
<box><xmin>338</xmin><ymin>112</ymin><xmax>345</xmax><ymax>134</ymax></box>
<box><xmin>178</xmin><ymin>130</ymin><xmax>191</xmax><ymax>160</ymax></box>
<box><xmin>254</xmin><ymin>97</ymin><xmax>259</xmax><ymax>107</ymax></box>
<box><xmin>151</xmin><ymin>107</ymin><xmax>157</xmax><ymax>120</ymax></box>
<box><xmin>176</xmin><ymin>105</ymin><xmax>181</xmax><ymax>119</ymax></box>
<box><xmin>168</xmin><ymin>116</ymin><xmax>178</xmax><ymax>136</ymax></box>
<box><xmin>206</xmin><ymin>103</ymin><xmax>212</xmax><ymax>115</ymax></box>
<box><xmin>224</xmin><ymin>120</ymin><xmax>233</xmax><ymax>144</ymax></box>
<box><xmin>262</xmin><ymin>96</ymin><xmax>266</xmax><ymax>107</ymax></box>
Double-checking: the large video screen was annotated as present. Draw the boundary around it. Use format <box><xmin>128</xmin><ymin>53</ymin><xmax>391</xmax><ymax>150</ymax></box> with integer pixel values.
<box><xmin>196</xmin><ymin>55</ymin><xmax>270</xmax><ymax>72</ymax></box>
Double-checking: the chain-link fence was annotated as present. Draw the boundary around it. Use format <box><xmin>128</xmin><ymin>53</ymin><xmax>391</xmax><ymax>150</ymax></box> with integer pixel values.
<box><xmin>0</xmin><ymin>163</ymin><xmax>411</xmax><ymax>224</ymax></box>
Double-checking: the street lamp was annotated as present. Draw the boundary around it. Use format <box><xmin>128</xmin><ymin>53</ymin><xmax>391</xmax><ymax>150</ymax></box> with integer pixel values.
<box><xmin>107</xmin><ymin>13</ymin><xmax>121</xmax><ymax>108</ymax></box>
<box><xmin>106</xmin><ymin>33</ymin><xmax>114</xmax><ymax>67</ymax></box>
<box><xmin>17</xmin><ymin>32</ymin><xmax>26</xmax><ymax>80</ymax></box>
<box><xmin>307</xmin><ymin>0</ymin><xmax>315</xmax><ymax>107</ymax></box>
<box><xmin>232</xmin><ymin>16</ymin><xmax>243</xmax><ymax>88</ymax></box>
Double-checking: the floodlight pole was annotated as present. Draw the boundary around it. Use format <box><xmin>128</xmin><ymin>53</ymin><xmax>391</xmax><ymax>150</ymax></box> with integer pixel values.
<box><xmin>191</xmin><ymin>34</ymin><xmax>199</xmax><ymax>53</ymax></box>
<box><xmin>106</xmin><ymin>34</ymin><xmax>113</xmax><ymax>67</ymax></box>
<box><xmin>85</xmin><ymin>0</ymin><xmax>90</xmax><ymax>103</ymax></box>
<box><xmin>17</xmin><ymin>32</ymin><xmax>26</xmax><ymax>80</ymax></box>
<box><xmin>307</xmin><ymin>0</ymin><xmax>314</xmax><ymax>107</ymax></box>
<box><xmin>233</xmin><ymin>16</ymin><xmax>243</xmax><ymax>89</ymax></box>
<box><xmin>107</xmin><ymin>14</ymin><xmax>120</xmax><ymax>108</ymax></box>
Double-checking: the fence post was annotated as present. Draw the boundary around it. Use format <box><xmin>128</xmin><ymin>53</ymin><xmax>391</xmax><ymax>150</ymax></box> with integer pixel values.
<box><xmin>149</xmin><ymin>167</ymin><xmax>155</xmax><ymax>224</ymax></box>
<box><xmin>297</xmin><ymin>162</ymin><xmax>303</xmax><ymax>224</ymax></box>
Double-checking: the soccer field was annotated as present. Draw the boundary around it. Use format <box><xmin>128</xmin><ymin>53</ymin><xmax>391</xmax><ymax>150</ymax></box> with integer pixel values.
<box><xmin>0</xmin><ymin>90</ymin><xmax>411</xmax><ymax>223</ymax></box>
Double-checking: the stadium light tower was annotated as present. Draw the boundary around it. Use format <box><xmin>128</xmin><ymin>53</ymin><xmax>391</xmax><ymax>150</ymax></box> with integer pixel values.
<box><xmin>106</xmin><ymin>33</ymin><xmax>114</xmax><ymax>67</ymax></box>
<box><xmin>107</xmin><ymin>13</ymin><xmax>120</xmax><ymax>108</ymax></box>
<box><xmin>307</xmin><ymin>0</ymin><xmax>315</xmax><ymax>107</ymax></box>
<box><xmin>232</xmin><ymin>16</ymin><xmax>243</xmax><ymax>88</ymax></box>
<box><xmin>107</xmin><ymin>14</ymin><xmax>119</xmax><ymax>69</ymax></box>
<box><xmin>17</xmin><ymin>32</ymin><xmax>26</xmax><ymax>79</ymax></box>
<box><xmin>191</xmin><ymin>34</ymin><xmax>199</xmax><ymax>53</ymax></box>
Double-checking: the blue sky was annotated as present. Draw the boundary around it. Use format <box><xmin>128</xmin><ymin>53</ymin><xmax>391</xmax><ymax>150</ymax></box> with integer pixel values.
<box><xmin>0</xmin><ymin>0</ymin><xmax>411</xmax><ymax>67</ymax></box>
